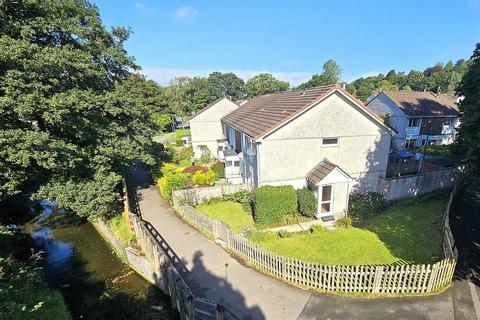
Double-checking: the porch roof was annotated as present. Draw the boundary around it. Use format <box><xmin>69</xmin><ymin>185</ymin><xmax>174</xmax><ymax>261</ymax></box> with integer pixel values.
<box><xmin>306</xmin><ymin>159</ymin><xmax>352</xmax><ymax>185</ymax></box>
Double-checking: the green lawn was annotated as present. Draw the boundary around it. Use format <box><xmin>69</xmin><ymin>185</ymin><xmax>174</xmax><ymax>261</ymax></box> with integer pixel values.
<box><xmin>197</xmin><ymin>201</ymin><xmax>254</xmax><ymax>233</ymax></box>
<box><xmin>249</xmin><ymin>228</ymin><xmax>397</xmax><ymax>265</ymax></box>
<box><xmin>248</xmin><ymin>194</ymin><xmax>447</xmax><ymax>265</ymax></box>
<box><xmin>362</xmin><ymin>195</ymin><xmax>446</xmax><ymax>264</ymax></box>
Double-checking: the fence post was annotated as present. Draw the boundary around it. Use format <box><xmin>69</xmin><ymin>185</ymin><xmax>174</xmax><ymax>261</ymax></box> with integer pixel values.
<box><xmin>186</xmin><ymin>295</ymin><xmax>195</xmax><ymax>320</ymax></box>
<box><xmin>373</xmin><ymin>266</ymin><xmax>384</xmax><ymax>293</ymax></box>
<box><xmin>216</xmin><ymin>304</ymin><xmax>225</xmax><ymax>320</ymax></box>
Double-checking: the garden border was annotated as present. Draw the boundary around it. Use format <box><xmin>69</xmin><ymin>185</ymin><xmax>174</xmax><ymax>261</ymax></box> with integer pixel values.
<box><xmin>172</xmin><ymin>186</ymin><xmax>458</xmax><ymax>295</ymax></box>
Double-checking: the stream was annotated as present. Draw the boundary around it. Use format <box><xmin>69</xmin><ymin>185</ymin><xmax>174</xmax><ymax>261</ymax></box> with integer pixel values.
<box><xmin>23</xmin><ymin>202</ymin><xmax>176</xmax><ymax>320</ymax></box>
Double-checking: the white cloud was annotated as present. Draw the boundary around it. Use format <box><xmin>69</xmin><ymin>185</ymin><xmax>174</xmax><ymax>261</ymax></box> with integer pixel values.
<box><xmin>134</xmin><ymin>2</ymin><xmax>150</xmax><ymax>13</ymax></box>
<box><xmin>343</xmin><ymin>70</ymin><xmax>383</xmax><ymax>82</ymax></box>
<box><xmin>141</xmin><ymin>68</ymin><xmax>311</xmax><ymax>87</ymax></box>
<box><xmin>174</xmin><ymin>6</ymin><xmax>198</xmax><ymax>20</ymax></box>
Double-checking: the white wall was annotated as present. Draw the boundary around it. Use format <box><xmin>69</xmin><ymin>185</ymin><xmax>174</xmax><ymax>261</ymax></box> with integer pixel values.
<box><xmin>257</xmin><ymin>92</ymin><xmax>392</xmax><ymax>192</ymax></box>
<box><xmin>190</xmin><ymin>98</ymin><xmax>238</xmax><ymax>158</ymax></box>
<box><xmin>367</xmin><ymin>92</ymin><xmax>408</xmax><ymax>150</ymax></box>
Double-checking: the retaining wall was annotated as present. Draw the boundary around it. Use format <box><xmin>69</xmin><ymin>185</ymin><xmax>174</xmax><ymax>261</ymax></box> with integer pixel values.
<box><xmin>378</xmin><ymin>167</ymin><xmax>457</xmax><ymax>200</ymax></box>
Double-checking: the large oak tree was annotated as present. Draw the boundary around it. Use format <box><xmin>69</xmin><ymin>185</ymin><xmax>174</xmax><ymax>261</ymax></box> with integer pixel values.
<box><xmin>0</xmin><ymin>0</ymin><xmax>161</xmax><ymax>218</ymax></box>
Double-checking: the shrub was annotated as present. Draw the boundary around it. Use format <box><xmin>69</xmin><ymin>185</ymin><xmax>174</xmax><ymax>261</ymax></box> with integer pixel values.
<box><xmin>183</xmin><ymin>165</ymin><xmax>208</xmax><ymax>175</ymax></box>
<box><xmin>349</xmin><ymin>191</ymin><xmax>386</xmax><ymax>217</ymax></box>
<box><xmin>160</xmin><ymin>163</ymin><xmax>179</xmax><ymax>176</ymax></box>
<box><xmin>253</xmin><ymin>185</ymin><xmax>297</xmax><ymax>224</ymax></box>
<box><xmin>223</xmin><ymin>190</ymin><xmax>252</xmax><ymax>212</ymax></box>
<box><xmin>198</xmin><ymin>145</ymin><xmax>211</xmax><ymax>164</ymax></box>
<box><xmin>192</xmin><ymin>170</ymin><xmax>216</xmax><ymax>186</ymax></box>
<box><xmin>211</xmin><ymin>161</ymin><xmax>225</xmax><ymax>179</ymax></box>
<box><xmin>297</xmin><ymin>187</ymin><xmax>317</xmax><ymax>217</ymax></box>
<box><xmin>310</xmin><ymin>224</ymin><xmax>327</xmax><ymax>233</ymax></box>
<box><xmin>277</xmin><ymin>229</ymin><xmax>291</xmax><ymax>238</ymax></box>
<box><xmin>158</xmin><ymin>172</ymin><xmax>191</xmax><ymax>202</ymax></box>
<box><xmin>176</xmin><ymin>146</ymin><xmax>193</xmax><ymax>164</ymax></box>
<box><xmin>335</xmin><ymin>216</ymin><xmax>353</xmax><ymax>228</ymax></box>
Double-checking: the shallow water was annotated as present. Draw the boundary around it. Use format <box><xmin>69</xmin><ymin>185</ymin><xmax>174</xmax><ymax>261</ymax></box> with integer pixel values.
<box><xmin>27</xmin><ymin>211</ymin><xmax>175</xmax><ymax>320</ymax></box>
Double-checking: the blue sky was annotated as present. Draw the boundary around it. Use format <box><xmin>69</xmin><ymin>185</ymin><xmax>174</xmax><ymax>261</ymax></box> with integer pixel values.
<box><xmin>93</xmin><ymin>0</ymin><xmax>480</xmax><ymax>86</ymax></box>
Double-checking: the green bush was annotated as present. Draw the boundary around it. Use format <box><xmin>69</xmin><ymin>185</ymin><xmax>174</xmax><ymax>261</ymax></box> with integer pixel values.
<box><xmin>176</xmin><ymin>147</ymin><xmax>193</xmax><ymax>164</ymax></box>
<box><xmin>310</xmin><ymin>224</ymin><xmax>327</xmax><ymax>233</ymax></box>
<box><xmin>297</xmin><ymin>187</ymin><xmax>317</xmax><ymax>217</ymax></box>
<box><xmin>158</xmin><ymin>172</ymin><xmax>191</xmax><ymax>202</ymax></box>
<box><xmin>192</xmin><ymin>170</ymin><xmax>216</xmax><ymax>186</ymax></box>
<box><xmin>198</xmin><ymin>145</ymin><xmax>211</xmax><ymax>164</ymax></box>
<box><xmin>210</xmin><ymin>161</ymin><xmax>225</xmax><ymax>179</ymax></box>
<box><xmin>253</xmin><ymin>185</ymin><xmax>297</xmax><ymax>224</ymax></box>
<box><xmin>335</xmin><ymin>216</ymin><xmax>353</xmax><ymax>228</ymax></box>
<box><xmin>349</xmin><ymin>191</ymin><xmax>386</xmax><ymax>217</ymax></box>
<box><xmin>223</xmin><ymin>190</ymin><xmax>252</xmax><ymax>212</ymax></box>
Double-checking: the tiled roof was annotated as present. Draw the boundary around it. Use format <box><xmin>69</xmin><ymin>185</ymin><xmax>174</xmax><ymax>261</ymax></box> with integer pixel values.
<box><xmin>222</xmin><ymin>84</ymin><xmax>392</xmax><ymax>140</ymax></box>
<box><xmin>379</xmin><ymin>91</ymin><xmax>459</xmax><ymax>117</ymax></box>
<box><xmin>306</xmin><ymin>159</ymin><xmax>337</xmax><ymax>185</ymax></box>
<box><xmin>189</xmin><ymin>97</ymin><xmax>237</xmax><ymax>120</ymax></box>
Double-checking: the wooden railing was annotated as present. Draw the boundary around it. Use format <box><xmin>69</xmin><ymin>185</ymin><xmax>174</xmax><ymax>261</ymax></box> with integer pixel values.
<box><xmin>125</xmin><ymin>180</ymin><xmax>237</xmax><ymax>320</ymax></box>
<box><xmin>173</xmin><ymin>191</ymin><xmax>458</xmax><ymax>295</ymax></box>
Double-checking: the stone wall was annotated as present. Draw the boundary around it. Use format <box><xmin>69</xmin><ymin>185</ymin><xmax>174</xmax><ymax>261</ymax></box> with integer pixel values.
<box><xmin>378</xmin><ymin>167</ymin><xmax>457</xmax><ymax>200</ymax></box>
<box><xmin>92</xmin><ymin>220</ymin><xmax>157</xmax><ymax>284</ymax></box>
<box><xmin>172</xmin><ymin>183</ymin><xmax>247</xmax><ymax>207</ymax></box>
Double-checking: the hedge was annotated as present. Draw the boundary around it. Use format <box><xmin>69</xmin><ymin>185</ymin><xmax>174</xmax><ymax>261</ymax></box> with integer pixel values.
<box><xmin>253</xmin><ymin>185</ymin><xmax>297</xmax><ymax>224</ymax></box>
<box><xmin>210</xmin><ymin>161</ymin><xmax>225</xmax><ymax>179</ymax></box>
<box><xmin>297</xmin><ymin>187</ymin><xmax>317</xmax><ymax>217</ymax></box>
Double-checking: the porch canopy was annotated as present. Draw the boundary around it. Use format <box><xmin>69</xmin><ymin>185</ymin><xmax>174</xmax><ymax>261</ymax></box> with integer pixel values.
<box><xmin>306</xmin><ymin>159</ymin><xmax>353</xmax><ymax>220</ymax></box>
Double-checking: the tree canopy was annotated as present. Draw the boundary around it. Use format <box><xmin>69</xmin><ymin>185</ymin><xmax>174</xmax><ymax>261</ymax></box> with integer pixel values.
<box><xmin>245</xmin><ymin>73</ymin><xmax>289</xmax><ymax>98</ymax></box>
<box><xmin>301</xmin><ymin>59</ymin><xmax>342</xmax><ymax>88</ymax></box>
<box><xmin>0</xmin><ymin>0</ymin><xmax>161</xmax><ymax>218</ymax></box>
<box><xmin>455</xmin><ymin>43</ymin><xmax>480</xmax><ymax>175</ymax></box>
<box><xmin>348</xmin><ymin>59</ymin><xmax>470</xmax><ymax>101</ymax></box>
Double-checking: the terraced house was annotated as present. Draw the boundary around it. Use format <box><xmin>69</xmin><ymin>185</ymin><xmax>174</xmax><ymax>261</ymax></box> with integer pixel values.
<box><xmin>366</xmin><ymin>91</ymin><xmax>461</xmax><ymax>150</ymax></box>
<box><xmin>218</xmin><ymin>85</ymin><xmax>394</xmax><ymax>219</ymax></box>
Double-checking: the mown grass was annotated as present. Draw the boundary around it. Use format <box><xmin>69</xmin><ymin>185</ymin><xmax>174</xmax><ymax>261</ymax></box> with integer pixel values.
<box><xmin>107</xmin><ymin>212</ymin><xmax>135</xmax><ymax>246</ymax></box>
<box><xmin>197</xmin><ymin>201</ymin><xmax>254</xmax><ymax>233</ymax></box>
<box><xmin>248</xmin><ymin>228</ymin><xmax>398</xmax><ymax>265</ymax></box>
<box><xmin>248</xmin><ymin>194</ymin><xmax>447</xmax><ymax>265</ymax></box>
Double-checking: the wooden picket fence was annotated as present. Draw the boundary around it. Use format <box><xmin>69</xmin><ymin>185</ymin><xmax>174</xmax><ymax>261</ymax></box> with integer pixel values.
<box><xmin>173</xmin><ymin>191</ymin><xmax>458</xmax><ymax>295</ymax></box>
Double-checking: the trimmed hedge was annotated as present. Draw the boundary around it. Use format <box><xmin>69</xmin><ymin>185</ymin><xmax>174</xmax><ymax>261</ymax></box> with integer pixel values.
<box><xmin>210</xmin><ymin>161</ymin><xmax>225</xmax><ymax>179</ymax></box>
<box><xmin>297</xmin><ymin>187</ymin><xmax>317</xmax><ymax>217</ymax></box>
<box><xmin>253</xmin><ymin>185</ymin><xmax>297</xmax><ymax>224</ymax></box>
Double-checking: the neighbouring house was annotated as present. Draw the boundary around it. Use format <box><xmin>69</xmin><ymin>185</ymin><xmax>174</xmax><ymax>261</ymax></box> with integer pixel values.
<box><xmin>189</xmin><ymin>97</ymin><xmax>239</xmax><ymax>159</ymax></box>
<box><xmin>221</xmin><ymin>84</ymin><xmax>394</xmax><ymax>219</ymax></box>
<box><xmin>366</xmin><ymin>91</ymin><xmax>461</xmax><ymax>150</ymax></box>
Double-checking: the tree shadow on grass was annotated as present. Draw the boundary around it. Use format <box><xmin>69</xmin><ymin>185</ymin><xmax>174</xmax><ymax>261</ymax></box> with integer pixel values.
<box><xmin>450</xmin><ymin>177</ymin><xmax>480</xmax><ymax>287</ymax></box>
<box><xmin>360</xmin><ymin>193</ymin><xmax>447</xmax><ymax>265</ymax></box>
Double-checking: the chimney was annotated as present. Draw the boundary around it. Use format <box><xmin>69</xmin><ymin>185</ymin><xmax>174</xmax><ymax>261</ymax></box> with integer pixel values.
<box><xmin>342</xmin><ymin>83</ymin><xmax>346</xmax><ymax>90</ymax></box>
<box><xmin>301</xmin><ymin>88</ymin><xmax>306</xmax><ymax>96</ymax></box>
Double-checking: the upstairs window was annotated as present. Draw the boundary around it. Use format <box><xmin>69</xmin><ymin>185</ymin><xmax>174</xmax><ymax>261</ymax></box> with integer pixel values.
<box><xmin>322</xmin><ymin>138</ymin><xmax>339</xmax><ymax>146</ymax></box>
<box><xmin>408</xmin><ymin>118</ymin><xmax>421</xmax><ymax>127</ymax></box>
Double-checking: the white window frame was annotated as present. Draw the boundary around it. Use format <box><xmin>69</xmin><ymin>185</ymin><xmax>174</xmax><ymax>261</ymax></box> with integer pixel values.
<box><xmin>408</xmin><ymin>118</ymin><xmax>421</xmax><ymax>128</ymax></box>
<box><xmin>318</xmin><ymin>184</ymin><xmax>334</xmax><ymax>215</ymax></box>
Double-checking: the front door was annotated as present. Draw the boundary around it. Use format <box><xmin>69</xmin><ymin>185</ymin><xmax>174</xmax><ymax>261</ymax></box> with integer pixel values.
<box><xmin>319</xmin><ymin>184</ymin><xmax>333</xmax><ymax>216</ymax></box>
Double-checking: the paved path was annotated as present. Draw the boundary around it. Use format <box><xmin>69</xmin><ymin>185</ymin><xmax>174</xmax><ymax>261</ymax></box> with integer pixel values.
<box><xmin>131</xmin><ymin>164</ymin><xmax>459</xmax><ymax>320</ymax></box>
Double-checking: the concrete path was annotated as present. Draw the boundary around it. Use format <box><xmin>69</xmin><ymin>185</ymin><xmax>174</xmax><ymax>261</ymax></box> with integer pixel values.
<box><xmin>131</xmin><ymin>164</ymin><xmax>459</xmax><ymax>320</ymax></box>
<box><xmin>131</xmin><ymin>165</ymin><xmax>310</xmax><ymax>320</ymax></box>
